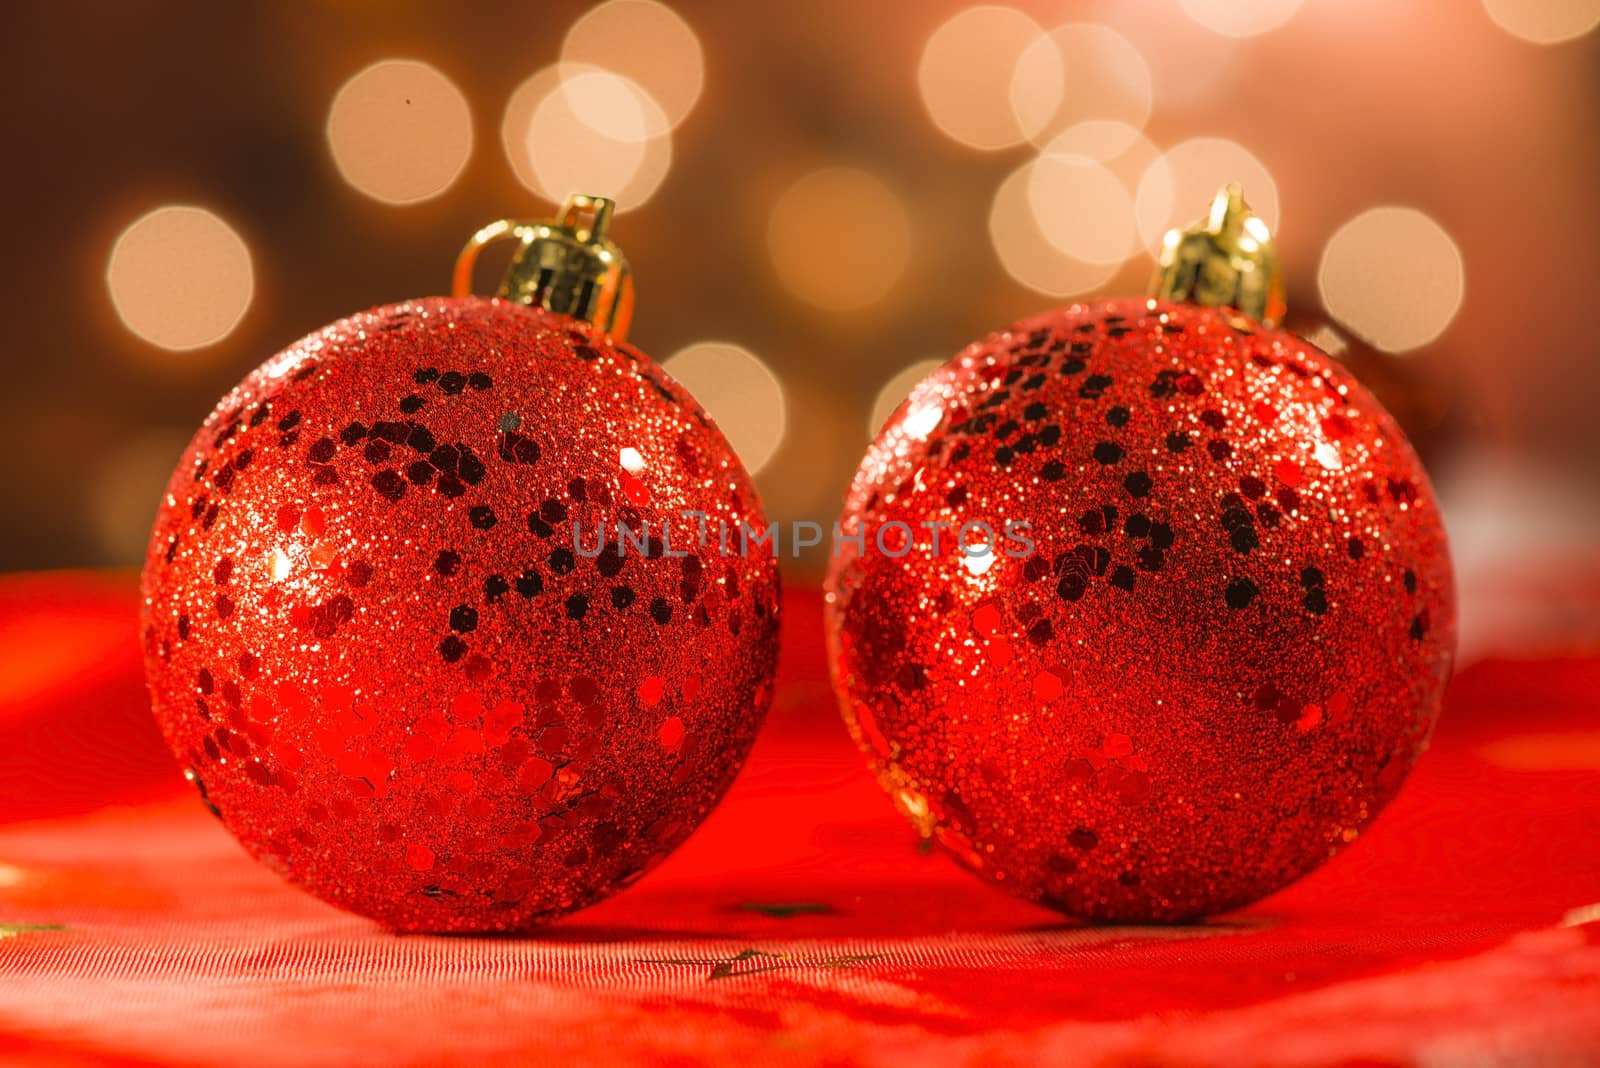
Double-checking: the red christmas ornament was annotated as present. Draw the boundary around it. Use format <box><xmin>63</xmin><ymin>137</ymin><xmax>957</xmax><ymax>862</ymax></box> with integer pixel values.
<box><xmin>825</xmin><ymin>188</ymin><xmax>1455</xmax><ymax>921</ymax></box>
<box><xmin>142</xmin><ymin>197</ymin><xmax>780</xmax><ymax>931</ymax></box>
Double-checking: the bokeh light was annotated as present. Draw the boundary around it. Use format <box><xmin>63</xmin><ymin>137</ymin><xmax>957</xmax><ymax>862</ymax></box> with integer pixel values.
<box><xmin>503</xmin><ymin>68</ymin><xmax>572</xmax><ymax>195</ymax></box>
<box><xmin>563</xmin><ymin>0</ymin><xmax>704</xmax><ymax>129</ymax></box>
<box><xmin>918</xmin><ymin>6</ymin><xmax>1046</xmax><ymax>150</ymax></box>
<box><xmin>1041</xmin><ymin>119</ymin><xmax>1150</xmax><ymax>164</ymax></box>
<box><xmin>326</xmin><ymin>59</ymin><xmax>472</xmax><ymax>205</ymax></box>
<box><xmin>990</xmin><ymin>160</ymin><xmax>1119</xmax><ymax>297</ymax></box>
<box><xmin>767</xmin><ymin>167</ymin><xmax>911</xmax><ymax>312</ymax></box>
<box><xmin>558</xmin><ymin>68</ymin><xmax>664</xmax><ymax>143</ymax></box>
<box><xmin>502</xmin><ymin>64</ymin><xmax>672</xmax><ymax>210</ymax></box>
<box><xmin>869</xmin><ymin>359</ymin><xmax>944</xmax><ymax>436</ymax></box>
<box><xmin>1177</xmin><ymin>0</ymin><xmax>1305</xmax><ymax>37</ymax></box>
<box><xmin>1136</xmin><ymin>137</ymin><xmax>1279</xmax><ymax>250</ymax></box>
<box><xmin>1300</xmin><ymin>323</ymin><xmax>1350</xmax><ymax>358</ymax></box>
<box><xmin>1028</xmin><ymin>153</ymin><xmax>1139</xmax><ymax>265</ymax></box>
<box><xmin>661</xmin><ymin>342</ymin><xmax>787</xmax><ymax>475</ymax></box>
<box><xmin>106</xmin><ymin>206</ymin><xmax>254</xmax><ymax>351</ymax></box>
<box><xmin>1482</xmin><ymin>0</ymin><xmax>1600</xmax><ymax>43</ymax></box>
<box><xmin>1318</xmin><ymin>207</ymin><xmax>1465</xmax><ymax>354</ymax></box>
<box><xmin>1010</xmin><ymin>23</ymin><xmax>1152</xmax><ymax>147</ymax></box>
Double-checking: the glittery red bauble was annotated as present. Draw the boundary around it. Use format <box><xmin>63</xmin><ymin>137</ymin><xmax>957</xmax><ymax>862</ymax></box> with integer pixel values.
<box><xmin>825</xmin><ymin>298</ymin><xmax>1455</xmax><ymax>921</ymax></box>
<box><xmin>142</xmin><ymin>297</ymin><xmax>780</xmax><ymax>931</ymax></box>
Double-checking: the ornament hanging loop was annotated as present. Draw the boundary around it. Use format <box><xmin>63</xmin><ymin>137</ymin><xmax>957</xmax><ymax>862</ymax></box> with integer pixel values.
<box><xmin>453</xmin><ymin>194</ymin><xmax>635</xmax><ymax>340</ymax></box>
<box><xmin>1152</xmin><ymin>184</ymin><xmax>1285</xmax><ymax>327</ymax></box>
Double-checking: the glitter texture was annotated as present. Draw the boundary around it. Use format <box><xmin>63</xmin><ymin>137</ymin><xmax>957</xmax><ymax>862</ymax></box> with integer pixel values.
<box><xmin>142</xmin><ymin>297</ymin><xmax>780</xmax><ymax>931</ymax></box>
<box><xmin>825</xmin><ymin>298</ymin><xmax>1455</xmax><ymax>921</ymax></box>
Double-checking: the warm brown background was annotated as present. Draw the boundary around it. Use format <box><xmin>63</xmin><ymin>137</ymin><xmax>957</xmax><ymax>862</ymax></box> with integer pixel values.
<box><xmin>9</xmin><ymin>0</ymin><xmax>1599</xmax><ymax>585</ymax></box>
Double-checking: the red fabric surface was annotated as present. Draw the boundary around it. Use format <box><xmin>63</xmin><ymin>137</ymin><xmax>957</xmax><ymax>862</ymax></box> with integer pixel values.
<box><xmin>1</xmin><ymin>571</ymin><xmax>1597</xmax><ymax>1066</ymax></box>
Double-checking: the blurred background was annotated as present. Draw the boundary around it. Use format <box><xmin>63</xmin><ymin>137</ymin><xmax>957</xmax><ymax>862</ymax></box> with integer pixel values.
<box><xmin>9</xmin><ymin>0</ymin><xmax>1600</xmax><ymax>656</ymax></box>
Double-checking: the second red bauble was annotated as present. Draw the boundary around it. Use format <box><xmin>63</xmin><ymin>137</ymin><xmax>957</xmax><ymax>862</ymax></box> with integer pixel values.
<box><xmin>825</xmin><ymin>296</ymin><xmax>1455</xmax><ymax>921</ymax></box>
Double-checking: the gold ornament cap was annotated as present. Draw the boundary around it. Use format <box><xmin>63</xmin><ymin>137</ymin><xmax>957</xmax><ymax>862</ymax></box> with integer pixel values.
<box><xmin>453</xmin><ymin>194</ymin><xmax>635</xmax><ymax>340</ymax></box>
<box><xmin>1152</xmin><ymin>184</ymin><xmax>1284</xmax><ymax>327</ymax></box>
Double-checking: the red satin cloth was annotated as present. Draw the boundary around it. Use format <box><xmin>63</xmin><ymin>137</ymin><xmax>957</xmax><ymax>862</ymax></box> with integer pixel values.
<box><xmin>1</xmin><ymin>571</ymin><xmax>1597</xmax><ymax>1066</ymax></box>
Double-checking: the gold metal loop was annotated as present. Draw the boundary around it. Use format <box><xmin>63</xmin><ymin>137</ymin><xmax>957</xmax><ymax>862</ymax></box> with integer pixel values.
<box><xmin>452</xmin><ymin>218</ymin><xmax>523</xmax><ymax>301</ymax></box>
<box><xmin>1151</xmin><ymin>184</ymin><xmax>1285</xmax><ymax>327</ymax></box>
<box><xmin>452</xmin><ymin>195</ymin><xmax>635</xmax><ymax>340</ymax></box>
